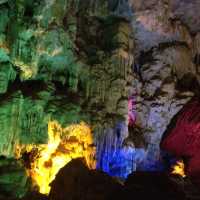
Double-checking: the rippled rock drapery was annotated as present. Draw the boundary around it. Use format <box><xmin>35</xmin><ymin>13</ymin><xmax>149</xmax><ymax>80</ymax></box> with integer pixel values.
<box><xmin>96</xmin><ymin>122</ymin><xmax>136</xmax><ymax>178</ymax></box>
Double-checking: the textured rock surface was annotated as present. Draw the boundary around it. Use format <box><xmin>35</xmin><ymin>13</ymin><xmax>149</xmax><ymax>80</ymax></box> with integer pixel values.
<box><xmin>133</xmin><ymin>44</ymin><xmax>196</xmax><ymax>170</ymax></box>
<box><xmin>0</xmin><ymin>157</ymin><xmax>30</xmax><ymax>198</ymax></box>
<box><xmin>0</xmin><ymin>0</ymin><xmax>134</xmax><ymax>155</ymax></box>
<box><xmin>0</xmin><ymin>0</ymin><xmax>200</xmax><ymax>197</ymax></box>
<box><xmin>130</xmin><ymin>0</ymin><xmax>200</xmax><ymax>50</ymax></box>
<box><xmin>127</xmin><ymin>0</ymin><xmax>200</xmax><ymax>170</ymax></box>
<box><xmin>0</xmin><ymin>0</ymin><xmax>134</xmax><ymax>196</ymax></box>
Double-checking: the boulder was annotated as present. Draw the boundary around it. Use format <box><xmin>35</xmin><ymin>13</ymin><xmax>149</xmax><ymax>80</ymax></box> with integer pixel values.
<box><xmin>49</xmin><ymin>158</ymin><xmax>122</xmax><ymax>200</ymax></box>
<box><xmin>124</xmin><ymin>172</ymin><xmax>186</xmax><ymax>200</ymax></box>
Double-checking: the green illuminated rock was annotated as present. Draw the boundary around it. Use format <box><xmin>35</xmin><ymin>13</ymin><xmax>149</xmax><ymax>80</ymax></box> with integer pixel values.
<box><xmin>0</xmin><ymin>157</ymin><xmax>30</xmax><ymax>198</ymax></box>
<box><xmin>0</xmin><ymin>0</ymin><xmax>133</xmax><ymax>197</ymax></box>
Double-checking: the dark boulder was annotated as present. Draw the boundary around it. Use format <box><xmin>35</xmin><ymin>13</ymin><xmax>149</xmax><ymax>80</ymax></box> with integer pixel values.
<box><xmin>123</xmin><ymin>172</ymin><xmax>186</xmax><ymax>200</ymax></box>
<box><xmin>22</xmin><ymin>192</ymin><xmax>48</xmax><ymax>200</ymax></box>
<box><xmin>49</xmin><ymin>158</ymin><xmax>123</xmax><ymax>200</ymax></box>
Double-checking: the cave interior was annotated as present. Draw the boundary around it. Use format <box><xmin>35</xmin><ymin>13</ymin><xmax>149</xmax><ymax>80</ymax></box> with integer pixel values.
<box><xmin>0</xmin><ymin>0</ymin><xmax>200</xmax><ymax>200</ymax></box>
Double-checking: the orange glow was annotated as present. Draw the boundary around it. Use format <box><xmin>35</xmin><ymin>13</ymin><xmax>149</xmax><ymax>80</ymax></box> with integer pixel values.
<box><xmin>15</xmin><ymin>121</ymin><xmax>96</xmax><ymax>194</ymax></box>
<box><xmin>171</xmin><ymin>160</ymin><xmax>186</xmax><ymax>177</ymax></box>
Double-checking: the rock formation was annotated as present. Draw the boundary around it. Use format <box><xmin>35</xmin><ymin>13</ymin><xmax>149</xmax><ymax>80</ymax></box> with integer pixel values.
<box><xmin>0</xmin><ymin>0</ymin><xmax>200</xmax><ymax>198</ymax></box>
<box><xmin>161</xmin><ymin>97</ymin><xmax>200</xmax><ymax>187</ymax></box>
<box><xmin>48</xmin><ymin>158</ymin><xmax>200</xmax><ymax>200</ymax></box>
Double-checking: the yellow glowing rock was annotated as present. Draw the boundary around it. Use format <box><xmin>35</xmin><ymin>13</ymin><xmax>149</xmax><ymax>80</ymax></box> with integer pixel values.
<box><xmin>171</xmin><ymin>160</ymin><xmax>186</xmax><ymax>177</ymax></box>
<box><xmin>15</xmin><ymin>121</ymin><xmax>96</xmax><ymax>194</ymax></box>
